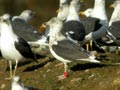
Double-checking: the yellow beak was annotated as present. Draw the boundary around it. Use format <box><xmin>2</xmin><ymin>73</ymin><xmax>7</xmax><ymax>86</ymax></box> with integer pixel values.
<box><xmin>79</xmin><ymin>11</ymin><xmax>85</xmax><ymax>16</ymax></box>
<box><xmin>109</xmin><ymin>4</ymin><xmax>114</xmax><ymax>8</ymax></box>
<box><xmin>56</xmin><ymin>9</ymin><xmax>60</xmax><ymax>13</ymax></box>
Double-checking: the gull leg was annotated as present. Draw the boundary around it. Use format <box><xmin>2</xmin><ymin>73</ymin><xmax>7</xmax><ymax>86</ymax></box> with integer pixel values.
<box><xmin>116</xmin><ymin>46</ymin><xmax>118</xmax><ymax>55</ymax></box>
<box><xmin>64</xmin><ymin>62</ymin><xmax>68</xmax><ymax>77</ymax></box>
<box><xmin>4</xmin><ymin>60</ymin><xmax>8</xmax><ymax>72</ymax></box>
<box><xmin>58</xmin><ymin>62</ymin><xmax>68</xmax><ymax>80</ymax></box>
<box><xmin>86</xmin><ymin>44</ymin><xmax>89</xmax><ymax>51</ymax></box>
<box><xmin>90</xmin><ymin>40</ymin><xmax>93</xmax><ymax>51</ymax></box>
<box><xmin>13</xmin><ymin>60</ymin><xmax>18</xmax><ymax>77</ymax></box>
<box><xmin>5</xmin><ymin>61</ymin><xmax>12</xmax><ymax>80</ymax></box>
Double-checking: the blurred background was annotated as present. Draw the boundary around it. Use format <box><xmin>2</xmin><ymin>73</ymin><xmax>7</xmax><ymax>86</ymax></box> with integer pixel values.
<box><xmin>0</xmin><ymin>0</ymin><xmax>115</xmax><ymax>32</ymax></box>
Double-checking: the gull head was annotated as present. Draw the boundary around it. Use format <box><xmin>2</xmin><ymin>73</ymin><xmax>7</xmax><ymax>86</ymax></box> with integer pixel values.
<box><xmin>12</xmin><ymin>76</ymin><xmax>21</xmax><ymax>83</ymax></box>
<box><xmin>80</xmin><ymin>8</ymin><xmax>93</xmax><ymax>17</ymax></box>
<box><xmin>0</xmin><ymin>13</ymin><xmax>11</xmax><ymax>26</ymax></box>
<box><xmin>20</xmin><ymin>10</ymin><xmax>35</xmax><ymax>22</ymax></box>
<box><xmin>46</xmin><ymin>17</ymin><xmax>63</xmax><ymax>29</ymax></box>
<box><xmin>70</xmin><ymin>0</ymin><xmax>81</xmax><ymax>12</ymax></box>
<box><xmin>110</xmin><ymin>0</ymin><xmax>120</xmax><ymax>8</ymax></box>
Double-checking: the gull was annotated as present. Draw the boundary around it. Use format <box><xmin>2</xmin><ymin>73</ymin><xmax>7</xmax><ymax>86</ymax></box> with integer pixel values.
<box><xmin>79</xmin><ymin>0</ymin><xmax>108</xmax><ymax>51</ymax></box>
<box><xmin>12</xmin><ymin>10</ymin><xmax>35</xmax><ymax>22</ymax></box>
<box><xmin>106</xmin><ymin>0</ymin><xmax>120</xmax><ymax>54</ymax></box>
<box><xmin>0</xmin><ymin>14</ymin><xmax>38</xmax><ymax>79</ymax></box>
<box><xmin>12</xmin><ymin>76</ymin><xmax>37</xmax><ymax>90</ymax></box>
<box><xmin>61</xmin><ymin>0</ymin><xmax>85</xmax><ymax>44</ymax></box>
<box><xmin>80</xmin><ymin>0</ymin><xmax>108</xmax><ymax>40</ymax></box>
<box><xmin>4</xmin><ymin>11</ymin><xmax>49</xmax><ymax>55</ymax></box>
<box><xmin>46</xmin><ymin>17</ymin><xmax>100</xmax><ymax>80</ymax></box>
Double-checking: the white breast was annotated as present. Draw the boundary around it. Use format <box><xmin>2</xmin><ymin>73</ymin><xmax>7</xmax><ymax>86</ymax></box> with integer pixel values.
<box><xmin>0</xmin><ymin>23</ymin><xmax>24</xmax><ymax>62</ymax></box>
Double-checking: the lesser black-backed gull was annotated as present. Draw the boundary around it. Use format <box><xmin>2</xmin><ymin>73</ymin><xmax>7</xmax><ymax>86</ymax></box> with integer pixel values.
<box><xmin>80</xmin><ymin>0</ymin><xmax>108</xmax><ymax>41</ymax></box>
<box><xmin>0</xmin><ymin>14</ymin><xmax>38</xmax><ymax>79</ymax></box>
<box><xmin>12</xmin><ymin>10</ymin><xmax>35</xmax><ymax>22</ymax></box>
<box><xmin>46</xmin><ymin>17</ymin><xmax>100</xmax><ymax>80</ymax></box>
<box><xmin>106</xmin><ymin>0</ymin><xmax>120</xmax><ymax>54</ymax></box>
<box><xmin>79</xmin><ymin>0</ymin><xmax>108</xmax><ymax>51</ymax></box>
<box><xmin>61</xmin><ymin>0</ymin><xmax>85</xmax><ymax>44</ymax></box>
<box><xmin>4</xmin><ymin>11</ymin><xmax>49</xmax><ymax>55</ymax></box>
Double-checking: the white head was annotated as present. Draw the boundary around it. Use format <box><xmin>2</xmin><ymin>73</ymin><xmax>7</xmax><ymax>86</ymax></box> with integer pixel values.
<box><xmin>59</xmin><ymin>0</ymin><xmax>68</xmax><ymax>7</ymax></box>
<box><xmin>109</xmin><ymin>0</ymin><xmax>120</xmax><ymax>26</ymax></box>
<box><xmin>12</xmin><ymin>76</ymin><xmax>21</xmax><ymax>83</ymax></box>
<box><xmin>92</xmin><ymin>0</ymin><xmax>108</xmax><ymax>22</ymax></box>
<box><xmin>2</xmin><ymin>13</ymin><xmax>11</xmax><ymax>20</ymax></box>
<box><xmin>57</xmin><ymin>4</ymin><xmax>69</xmax><ymax>21</ymax></box>
<box><xmin>46</xmin><ymin>17</ymin><xmax>64</xmax><ymax>43</ymax></box>
<box><xmin>80</xmin><ymin>8</ymin><xmax>93</xmax><ymax>17</ymax></box>
<box><xmin>13</xmin><ymin>10</ymin><xmax>35</xmax><ymax>22</ymax></box>
<box><xmin>47</xmin><ymin>17</ymin><xmax>63</xmax><ymax>32</ymax></box>
<box><xmin>0</xmin><ymin>14</ymin><xmax>12</xmax><ymax>27</ymax></box>
<box><xmin>66</xmin><ymin>0</ymin><xmax>81</xmax><ymax>21</ymax></box>
<box><xmin>111</xmin><ymin>0</ymin><xmax>120</xmax><ymax>8</ymax></box>
<box><xmin>12</xmin><ymin>76</ymin><xmax>24</xmax><ymax>90</ymax></box>
<box><xmin>69</xmin><ymin>0</ymin><xmax>80</xmax><ymax>12</ymax></box>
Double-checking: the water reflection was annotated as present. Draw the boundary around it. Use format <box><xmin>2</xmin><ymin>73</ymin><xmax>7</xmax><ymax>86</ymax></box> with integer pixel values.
<box><xmin>0</xmin><ymin>0</ymin><xmax>115</xmax><ymax>31</ymax></box>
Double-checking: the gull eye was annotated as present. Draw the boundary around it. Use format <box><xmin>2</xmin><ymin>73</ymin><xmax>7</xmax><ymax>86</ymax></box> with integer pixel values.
<box><xmin>30</xmin><ymin>12</ymin><xmax>33</xmax><ymax>16</ymax></box>
<box><xmin>3</xmin><ymin>19</ymin><xmax>7</xmax><ymax>22</ymax></box>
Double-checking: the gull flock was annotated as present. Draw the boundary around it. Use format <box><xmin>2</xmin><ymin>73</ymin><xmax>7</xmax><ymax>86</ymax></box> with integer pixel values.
<box><xmin>0</xmin><ymin>0</ymin><xmax>120</xmax><ymax>89</ymax></box>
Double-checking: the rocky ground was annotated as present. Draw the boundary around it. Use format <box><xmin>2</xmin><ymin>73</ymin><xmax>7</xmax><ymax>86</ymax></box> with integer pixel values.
<box><xmin>0</xmin><ymin>51</ymin><xmax>120</xmax><ymax>90</ymax></box>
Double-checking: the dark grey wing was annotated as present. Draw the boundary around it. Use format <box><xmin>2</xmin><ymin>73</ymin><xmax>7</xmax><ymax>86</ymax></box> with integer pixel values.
<box><xmin>52</xmin><ymin>39</ymin><xmax>91</xmax><ymax>60</ymax></box>
<box><xmin>81</xmin><ymin>17</ymin><xmax>102</xmax><ymax>34</ymax></box>
<box><xmin>108</xmin><ymin>21</ymin><xmax>120</xmax><ymax>39</ymax></box>
<box><xmin>12</xmin><ymin>19</ymin><xmax>41</xmax><ymax>42</ymax></box>
<box><xmin>61</xmin><ymin>20</ymin><xmax>85</xmax><ymax>42</ymax></box>
<box><xmin>15</xmin><ymin>37</ymin><xmax>38</xmax><ymax>63</ymax></box>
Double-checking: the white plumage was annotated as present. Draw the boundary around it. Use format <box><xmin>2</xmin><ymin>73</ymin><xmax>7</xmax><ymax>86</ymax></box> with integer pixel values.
<box><xmin>12</xmin><ymin>10</ymin><xmax>35</xmax><ymax>23</ymax></box>
<box><xmin>12</xmin><ymin>76</ymin><xmax>37</xmax><ymax>90</ymax></box>
<box><xmin>12</xmin><ymin>76</ymin><xmax>26</xmax><ymax>90</ymax></box>
<box><xmin>0</xmin><ymin>13</ymin><xmax>37</xmax><ymax>79</ymax></box>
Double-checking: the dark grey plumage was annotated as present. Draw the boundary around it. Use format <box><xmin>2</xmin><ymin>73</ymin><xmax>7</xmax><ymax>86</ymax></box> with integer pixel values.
<box><xmin>61</xmin><ymin>20</ymin><xmax>85</xmax><ymax>42</ymax></box>
<box><xmin>15</xmin><ymin>37</ymin><xmax>37</xmax><ymax>62</ymax></box>
<box><xmin>12</xmin><ymin>17</ymin><xmax>41</xmax><ymax>42</ymax></box>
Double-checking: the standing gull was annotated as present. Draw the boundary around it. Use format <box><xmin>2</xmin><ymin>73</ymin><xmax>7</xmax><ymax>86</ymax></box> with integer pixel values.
<box><xmin>61</xmin><ymin>0</ymin><xmax>85</xmax><ymax>44</ymax></box>
<box><xmin>0</xmin><ymin>10</ymin><xmax>35</xmax><ymax>52</ymax></box>
<box><xmin>9</xmin><ymin>10</ymin><xmax>48</xmax><ymax>55</ymax></box>
<box><xmin>80</xmin><ymin>0</ymin><xmax>108</xmax><ymax>41</ymax></box>
<box><xmin>46</xmin><ymin>17</ymin><xmax>100</xmax><ymax>80</ymax></box>
<box><xmin>106</xmin><ymin>0</ymin><xmax>120</xmax><ymax>54</ymax></box>
<box><xmin>0</xmin><ymin>14</ymin><xmax>38</xmax><ymax>79</ymax></box>
<box><xmin>79</xmin><ymin>0</ymin><xmax>108</xmax><ymax>51</ymax></box>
